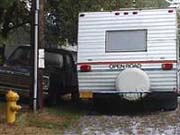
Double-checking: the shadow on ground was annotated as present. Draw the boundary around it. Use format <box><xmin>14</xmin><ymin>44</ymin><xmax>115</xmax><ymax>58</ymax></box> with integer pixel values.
<box><xmin>0</xmin><ymin>94</ymin><xmax>177</xmax><ymax>116</ymax></box>
<box><xmin>44</xmin><ymin>97</ymin><xmax>170</xmax><ymax>116</ymax></box>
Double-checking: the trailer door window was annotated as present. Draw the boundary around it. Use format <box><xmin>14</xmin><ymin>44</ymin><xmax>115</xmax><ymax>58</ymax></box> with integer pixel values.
<box><xmin>106</xmin><ymin>30</ymin><xmax>147</xmax><ymax>52</ymax></box>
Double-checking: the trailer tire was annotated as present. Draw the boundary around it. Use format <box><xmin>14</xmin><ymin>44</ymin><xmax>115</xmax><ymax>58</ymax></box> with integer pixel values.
<box><xmin>161</xmin><ymin>93</ymin><xmax>178</xmax><ymax>111</ymax></box>
<box><xmin>116</xmin><ymin>68</ymin><xmax>150</xmax><ymax>101</ymax></box>
<box><xmin>144</xmin><ymin>92</ymin><xmax>178</xmax><ymax>111</ymax></box>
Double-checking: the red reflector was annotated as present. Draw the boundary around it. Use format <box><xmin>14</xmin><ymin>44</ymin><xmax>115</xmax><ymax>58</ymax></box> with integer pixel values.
<box><xmin>80</xmin><ymin>64</ymin><xmax>91</xmax><ymax>72</ymax></box>
<box><xmin>162</xmin><ymin>63</ymin><xmax>173</xmax><ymax>70</ymax></box>
<box><xmin>124</xmin><ymin>12</ymin><xmax>129</xmax><ymax>15</ymax></box>
<box><xmin>168</xmin><ymin>10</ymin><xmax>174</xmax><ymax>13</ymax></box>
<box><xmin>133</xmin><ymin>12</ymin><xmax>138</xmax><ymax>15</ymax></box>
<box><xmin>115</xmin><ymin>12</ymin><xmax>120</xmax><ymax>15</ymax></box>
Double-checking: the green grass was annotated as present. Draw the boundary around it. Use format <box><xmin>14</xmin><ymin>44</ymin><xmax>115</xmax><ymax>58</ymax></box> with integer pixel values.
<box><xmin>0</xmin><ymin>102</ymin><xmax>5</xmax><ymax>111</ymax></box>
<box><xmin>0</xmin><ymin>101</ymin><xmax>84</xmax><ymax>134</ymax></box>
<box><xmin>0</xmin><ymin>102</ymin><xmax>5</xmax><ymax>120</ymax></box>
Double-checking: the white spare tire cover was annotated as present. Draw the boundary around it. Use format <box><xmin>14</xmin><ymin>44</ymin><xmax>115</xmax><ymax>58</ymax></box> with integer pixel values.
<box><xmin>116</xmin><ymin>68</ymin><xmax>150</xmax><ymax>101</ymax></box>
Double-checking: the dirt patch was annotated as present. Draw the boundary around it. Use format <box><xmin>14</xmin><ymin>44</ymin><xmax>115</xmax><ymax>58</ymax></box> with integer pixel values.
<box><xmin>0</xmin><ymin>124</ymin><xmax>55</xmax><ymax>135</ymax></box>
<box><xmin>64</xmin><ymin>101</ymin><xmax>180</xmax><ymax>135</ymax></box>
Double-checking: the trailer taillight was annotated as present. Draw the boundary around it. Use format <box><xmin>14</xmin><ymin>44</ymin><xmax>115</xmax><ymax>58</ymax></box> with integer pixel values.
<box><xmin>162</xmin><ymin>63</ymin><xmax>173</xmax><ymax>70</ymax></box>
<box><xmin>80</xmin><ymin>64</ymin><xmax>91</xmax><ymax>72</ymax></box>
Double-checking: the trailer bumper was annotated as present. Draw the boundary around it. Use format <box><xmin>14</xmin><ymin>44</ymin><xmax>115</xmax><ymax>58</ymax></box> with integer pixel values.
<box><xmin>80</xmin><ymin>90</ymin><xmax>177</xmax><ymax>99</ymax></box>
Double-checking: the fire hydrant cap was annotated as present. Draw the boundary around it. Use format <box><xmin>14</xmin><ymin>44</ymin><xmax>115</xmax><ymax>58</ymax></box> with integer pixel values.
<box><xmin>6</xmin><ymin>90</ymin><xmax>20</xmax><ymax>101</ymax></box>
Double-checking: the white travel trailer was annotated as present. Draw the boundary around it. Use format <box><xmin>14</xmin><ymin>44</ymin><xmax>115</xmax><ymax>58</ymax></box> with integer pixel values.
<box><xmin>77</xmin><ymin>8</ymin><xmax>179</xmax><ymax>110</ymax></box>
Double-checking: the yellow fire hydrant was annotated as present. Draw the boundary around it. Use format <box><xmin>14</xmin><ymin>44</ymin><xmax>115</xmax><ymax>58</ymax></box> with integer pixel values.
<box><xmin>6</xmin><ymin>90</ymin><xmax>22</xmax><ymax>124</ymax></box>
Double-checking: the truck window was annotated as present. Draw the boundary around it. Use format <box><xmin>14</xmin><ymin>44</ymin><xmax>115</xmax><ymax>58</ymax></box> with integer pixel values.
<box><xmin>106</xmin><ymin>30</ymin><xmax>147</xmax><ymax>52</ymax></box>
<box><xmin>65</xmin><ymin>54</ymin><xmax>73</xmax><ymax>68</ymax></box>
<box><xmin>45</xmin><ymin>52</ymin><xmax>63</xmax><ymax>68</ymax></box>
<box><xmin>7</xmin><ymin>47</ymin><xmax>31</xmax><ymax>66</ymax></box>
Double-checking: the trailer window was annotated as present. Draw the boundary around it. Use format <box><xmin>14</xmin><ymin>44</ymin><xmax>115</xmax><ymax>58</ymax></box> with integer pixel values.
<box><xmin>106</xmin><ymin>30</ymin><xmax>147</xmax><ymax>52</ymax></box>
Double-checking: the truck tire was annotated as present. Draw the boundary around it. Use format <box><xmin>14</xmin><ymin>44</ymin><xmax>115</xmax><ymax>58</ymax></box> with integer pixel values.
<box><xmin>47</xmin><ymin>80</ymin><xmax>61</xmax><ymax>106</ymax></box>
<box><xmin>48</xmin><ymin>88</ymin><xmax>58</xmax><ymax>106</ymax></box>
<box><xmin>71</xmin><ymin>90</ymin><xmax>80</xmax><ymax>103</ymax></box>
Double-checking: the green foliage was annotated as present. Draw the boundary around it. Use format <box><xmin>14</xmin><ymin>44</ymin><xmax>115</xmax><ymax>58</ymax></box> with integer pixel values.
<box><xmin>136</xmin><ymin>0</ymin><xmax>168</xmax><ymax>8</ymax></box>
<box><xmin>0</xmin><ymin>0</ymin><xmax>15</xmax><ymax>8</ymax></box>
<box><xmin>46</xmin><ymin>0</ymin><xmax>134</xmax><ymax>45</ymax></box>
<box><xmin>0</xmin><ymin>0</ymin><xmax>30</xmax><ymax>42</ymax></box>
<box><xmin>47</xmin><ymin>0</ymin><xmax>170</xmax><ymax>45</ymax></box>
<box><xmin>0</xmin><ymin>0</ymin><xmax>171</xmax><ymax>46</ymax></box>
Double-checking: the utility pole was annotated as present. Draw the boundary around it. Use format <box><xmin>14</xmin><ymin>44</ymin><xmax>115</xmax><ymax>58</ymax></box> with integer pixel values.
<box><xmin>31</xmin><ymin>0</ymin><xmax>45</xmax><ymax>112</ymax></box>
<box><xmin>38</xmin><ymin>0</ymin><xmax>45</xmax><ymax>110</ymax></box>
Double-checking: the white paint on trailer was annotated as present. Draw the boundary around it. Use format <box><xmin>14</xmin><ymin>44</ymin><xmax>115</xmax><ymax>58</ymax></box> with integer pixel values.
<box><xmin>77</xmin><ymin>8</ymin><xmax>178</xmax><ymax>94</ymax></box>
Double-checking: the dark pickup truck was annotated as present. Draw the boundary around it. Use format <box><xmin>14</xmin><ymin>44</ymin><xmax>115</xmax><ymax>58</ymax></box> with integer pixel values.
<box><xmin>0</xmin><ymin>46</ymin><xmax>79</xmax><ymax>103</ymax></box>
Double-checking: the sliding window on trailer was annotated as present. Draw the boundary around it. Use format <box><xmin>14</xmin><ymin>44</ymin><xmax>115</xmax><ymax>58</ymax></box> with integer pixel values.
<box><xmin>106</xmin><ymin>29</ymin><xmax>147</xmax><ymax>52</ymax></box>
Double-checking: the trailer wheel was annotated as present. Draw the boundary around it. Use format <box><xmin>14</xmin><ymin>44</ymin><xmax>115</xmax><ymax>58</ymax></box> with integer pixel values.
<box><xmin>144</xmin><ymin>92</ymin><xmax>178</xmax><ymax>111</ymax></box>
<box><xmin>164</xmin><ymin>101</ymin><xmax>177</xmax><ymax>111</ymax></box>
<box><xmin>162</xmin><ymin>93</ymin><xmax>178</xmax><ymax>111</ymax></box>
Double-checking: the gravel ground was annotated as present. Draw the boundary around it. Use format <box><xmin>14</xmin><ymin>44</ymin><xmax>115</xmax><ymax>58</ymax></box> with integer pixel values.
<box><xmin>64</xmin><ymin>98</ymin><xmax>180</xmax><ymax>135</ymax></box>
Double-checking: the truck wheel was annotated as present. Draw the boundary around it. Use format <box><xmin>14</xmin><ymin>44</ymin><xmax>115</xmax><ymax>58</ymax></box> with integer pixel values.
<box><xmin>162</xmin><ymin>96</ymin><xmax>177</xmax><ymax>111</ymax></box>
<box><xmin>48</xmin><ymin>89</ymin><xmax>58</xmax><ymax>106</ymax></box>
<box><xmin>71</xmin><ymin>91</ymin><xmax>80</xmax><ymax>103</ymax></box>
<box><xmin>144</xmin><ymin>92</ymin><xmax>178</xmax><ymax>111</ymax></box>
<box><xmin>48</xmin><ymin>82</ymin><xmax>60</xmax><ymax>106</ymax></box>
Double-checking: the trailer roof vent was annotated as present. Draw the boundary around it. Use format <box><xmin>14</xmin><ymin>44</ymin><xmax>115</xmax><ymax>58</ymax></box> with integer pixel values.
<box><xmin>168</xmin><ymin>10</ymin><xmax>174</xmax><ymax>13</ymax></box>
<box><xmin>80</xmin><ymin>14</ymin><xmax>85</xmax><ymax>17</ymax></box>
<box><xmin>132</xmin><ymin>11</ymin><xmax>138</xmax><ymax>15</ymax></box>
<box><xmin>115</xmin><ymin>12</ymin><xmax>120</xmax><ymax>15</ymax></box>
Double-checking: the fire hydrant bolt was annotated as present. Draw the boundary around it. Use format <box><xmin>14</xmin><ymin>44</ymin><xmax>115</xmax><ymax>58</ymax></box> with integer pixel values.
<box><xmin>6</xmin><ymin>90</ymin><xmax>22</xmax><ymax>124</ymax></box>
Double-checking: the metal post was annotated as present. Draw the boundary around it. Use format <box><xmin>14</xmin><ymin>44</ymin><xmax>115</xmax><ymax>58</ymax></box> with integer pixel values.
<box><xmin>33</xmin><ymin>0</ymin><xmax>39</xmax><ymax>112</ymax></box>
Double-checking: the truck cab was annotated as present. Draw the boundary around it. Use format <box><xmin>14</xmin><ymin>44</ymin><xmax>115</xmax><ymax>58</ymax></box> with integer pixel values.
<box><xmin>0</xmin><ymin>46</ymin><xmax>79</xmax><ymax>103</ymax></box>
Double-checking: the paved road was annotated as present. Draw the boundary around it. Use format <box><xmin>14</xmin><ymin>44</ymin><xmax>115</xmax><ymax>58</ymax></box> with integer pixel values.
<box><xmin>64</xmin><ymin>98</ymin><xmax>180</xmax><ymax>135</ymax></box>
